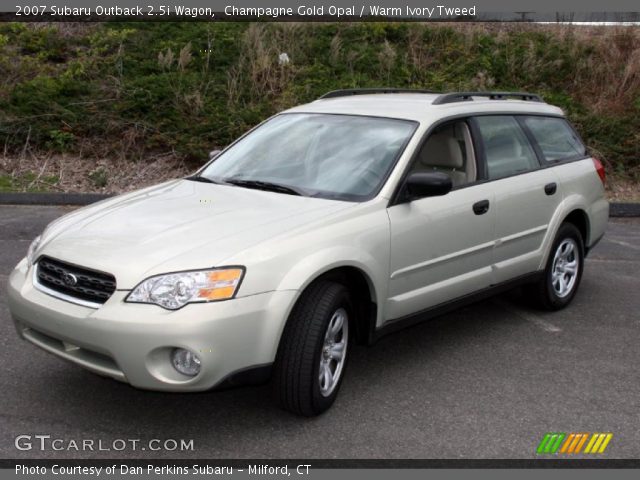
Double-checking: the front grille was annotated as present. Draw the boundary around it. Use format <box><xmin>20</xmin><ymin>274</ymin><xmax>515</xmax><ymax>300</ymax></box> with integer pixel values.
<box><xmin>36</xmin><ymin>256</ymin><xmax>116</xmax><ymax>306</ymax></box>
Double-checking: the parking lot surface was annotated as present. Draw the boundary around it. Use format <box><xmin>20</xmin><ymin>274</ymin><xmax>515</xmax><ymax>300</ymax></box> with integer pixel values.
<box><xmin>1</xmin><ymin>206</ymin><xmax>638</xmax><ymax>459</ymax></box>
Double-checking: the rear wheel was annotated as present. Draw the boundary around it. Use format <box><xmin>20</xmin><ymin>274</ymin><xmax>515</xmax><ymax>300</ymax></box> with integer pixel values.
<box><xmin>273</xmin><ymin>281</ymin><xmax>352</xmax><ymax>416</ymax></box>
<box><xmin>527</xmin><ymin>223</ymin><xmax>584</xmax><ymax>310</ymax></box>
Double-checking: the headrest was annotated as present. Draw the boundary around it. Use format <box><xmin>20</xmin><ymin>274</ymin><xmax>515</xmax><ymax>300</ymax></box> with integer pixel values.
<box><xmin>420</xmin><ymin>132</ymin><xmax>464</xmax><ymax>169</ymax></box>
<box><xmin>453</xmin><ymin>122</ymin><xmax>467</xmax><ymax>141</ymax></box>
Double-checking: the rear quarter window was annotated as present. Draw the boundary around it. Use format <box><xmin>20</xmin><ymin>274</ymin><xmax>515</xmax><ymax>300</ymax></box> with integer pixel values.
<box><xmin>522</xmin><ymin>116</ymin><xmax>587</xmax><ymax>162</ymax></box>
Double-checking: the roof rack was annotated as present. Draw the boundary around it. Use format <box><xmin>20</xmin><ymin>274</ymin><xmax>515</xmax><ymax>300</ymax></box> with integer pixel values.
<box><xmin>432</xmin><ymin>91</ymin><xmax>543</xmax><ymax>105</ymax></box>
<box><xmin>319</xmin><ymin>88</ymin><xmax>439</xmax><ymax>99</ymax></box>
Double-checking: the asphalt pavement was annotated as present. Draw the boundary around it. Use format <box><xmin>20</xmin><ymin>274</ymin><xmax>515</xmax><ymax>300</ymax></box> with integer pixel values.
<box><xmin>1</xmin><ymin>205</ymin><xmax>638</xmax><ymax>459</ymax></box>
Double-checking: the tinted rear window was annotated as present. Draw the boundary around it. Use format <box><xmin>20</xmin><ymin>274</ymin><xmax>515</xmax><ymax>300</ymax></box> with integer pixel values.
<box><xmin>522</xmin><ymin>116</ymin><xmax>586</xmax><ymax>162</ymax></box>
<box><xmin>475</xmin><ymin>116</ymin><xmax>539</xmax><ymax>180</ymax></box>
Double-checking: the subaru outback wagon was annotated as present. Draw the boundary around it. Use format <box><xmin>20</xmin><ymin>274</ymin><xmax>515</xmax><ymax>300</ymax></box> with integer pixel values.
<box><xmin>8</xmin><ymin>89</ymin><xmax>608</xmax><ymax>416</ymax></box>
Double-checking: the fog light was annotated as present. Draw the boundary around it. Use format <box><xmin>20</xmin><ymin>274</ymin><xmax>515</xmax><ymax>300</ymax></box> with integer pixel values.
<box><xmin>171</xmin><ymin>348</ymin><xmax>201</xmax><ymax>377</ymax></box>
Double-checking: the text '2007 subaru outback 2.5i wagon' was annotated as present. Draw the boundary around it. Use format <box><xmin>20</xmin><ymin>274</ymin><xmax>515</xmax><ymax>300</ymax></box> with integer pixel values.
<box><xmin>8</xmin><ymin>89</ymin><xmax>609</xmax><ymax>416</ymax></box>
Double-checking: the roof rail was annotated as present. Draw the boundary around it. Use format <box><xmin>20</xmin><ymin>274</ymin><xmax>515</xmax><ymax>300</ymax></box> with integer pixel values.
<box><xmin>319</xmin><ymin>88</ymin><xmax>439</xmax><ymax>99</ymax></box>
<box><xmin>432</xmin><ymin>91</ymin><xmax>544</xmax><ymax>105</ymax></box>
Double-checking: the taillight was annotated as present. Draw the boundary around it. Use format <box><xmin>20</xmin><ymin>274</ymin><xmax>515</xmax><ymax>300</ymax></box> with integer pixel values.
<box><xmin>593</xmin><ymin>158</ymin><xmax>605</xmax><ymax>186</ymax></box>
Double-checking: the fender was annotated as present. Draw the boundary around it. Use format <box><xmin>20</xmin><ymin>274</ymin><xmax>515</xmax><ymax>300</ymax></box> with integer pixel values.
<box><xmin>538</xmin><ymin>193</ymin><xmax>590</xmax><ymax>269</ymax></box>
<box><xmin>275</xmin><ymin>246</ymin><xmax>388</xmax><ymax>327</ymax></box>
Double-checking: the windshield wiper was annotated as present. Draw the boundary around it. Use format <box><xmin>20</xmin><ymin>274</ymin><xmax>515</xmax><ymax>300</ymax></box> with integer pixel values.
<box><xmin>224</xmin><ymin>178</ymin><xmax>306</xmax><ymax>196</ymax></box>
<box><xmin>186</xmin><ymin>175</ymin><xmax>227</xmax><ymax>185</ymax></box>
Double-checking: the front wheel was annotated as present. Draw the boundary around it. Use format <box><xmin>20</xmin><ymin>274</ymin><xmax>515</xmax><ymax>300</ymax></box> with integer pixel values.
<box><xmin>272</xmin><ymin>281</ymin><xmax>352</xmax><ymax>416</ymax></box>
<box><xmin>527</xmin><ymin>223</ymin><xmax>584</xmax><ymax>310</ymax></box>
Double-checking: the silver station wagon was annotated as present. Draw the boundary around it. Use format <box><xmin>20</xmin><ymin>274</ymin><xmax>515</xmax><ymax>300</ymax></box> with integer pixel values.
<box><xmin>8</xmin><ymin>89</ymin><xmax>609</xmax><ymax>416</ymax></box>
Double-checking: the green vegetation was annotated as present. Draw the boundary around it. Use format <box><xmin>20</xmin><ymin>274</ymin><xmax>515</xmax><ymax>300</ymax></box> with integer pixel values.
<box><xmin>1</xmin><ymin>22</ymin><xmax>638</xmax><ymax>181</ymax></box>
<box><xmin>0</xmin><ymin>172</ymin><xmax>59</xmax><ymax>192</ymax></box>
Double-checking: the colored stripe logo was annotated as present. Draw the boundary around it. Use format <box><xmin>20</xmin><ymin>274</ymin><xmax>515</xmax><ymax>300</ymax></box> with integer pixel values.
<box><xmin>537</xmin><ymin>433</ymin><xmax>612</xmax><ymax>454</ymax></box>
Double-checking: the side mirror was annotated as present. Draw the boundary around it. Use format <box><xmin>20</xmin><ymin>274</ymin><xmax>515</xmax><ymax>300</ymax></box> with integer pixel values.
<box><xmin>405</xmin><ymin>172</ymin><xmax>452</xmax><ymax>200</ymax></box>
<box><xmin>209</xmin><ymin>149</ymin><xmax>222</xmax><ymax>160</ymax></box>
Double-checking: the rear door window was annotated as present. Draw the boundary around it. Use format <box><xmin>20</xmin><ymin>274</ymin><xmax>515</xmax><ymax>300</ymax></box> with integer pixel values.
<box><xmin>474</xmin><ymin>116</ymin><xmax>539</xmax><ymax>180</ymax></box>
<box><xmin>522</xmin><ymin>116</ymin><xmax>586</xmax><ymax>162</ymax></box>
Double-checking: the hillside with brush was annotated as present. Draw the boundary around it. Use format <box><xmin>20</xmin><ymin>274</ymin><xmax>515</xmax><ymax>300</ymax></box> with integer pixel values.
<box><xmin>0</xmin><ymin>22</ymin><xmax>638</xmax><ymax>197</ymax></box>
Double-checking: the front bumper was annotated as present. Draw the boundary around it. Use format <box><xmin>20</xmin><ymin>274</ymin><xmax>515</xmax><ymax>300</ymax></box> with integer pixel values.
<box><xmin>7</xmin><ymin>258</ymin><xmax>297</xmax><ymax>391</ymax></box>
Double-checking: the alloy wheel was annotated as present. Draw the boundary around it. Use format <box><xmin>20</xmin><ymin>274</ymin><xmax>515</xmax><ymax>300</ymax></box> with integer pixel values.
<box><xmin>319</xmin><ymin>307</ymin><xmax>349</xmax><ymax>397</ymax></box>
<box><xmin>551</xmin><ymin>238</ymin><xmax>579</xmax><ymax>298</ymax></box>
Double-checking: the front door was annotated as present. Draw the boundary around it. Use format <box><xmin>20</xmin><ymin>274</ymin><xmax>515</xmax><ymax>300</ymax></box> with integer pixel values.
<box><xmin>385</xmin><ymin>120</ymin><xmax>495</xmax><ymax>321</ymax></box>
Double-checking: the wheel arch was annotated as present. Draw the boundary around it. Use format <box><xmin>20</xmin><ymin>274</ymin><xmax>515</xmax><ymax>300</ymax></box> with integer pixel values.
<box><xmin>540</xmin><ymin>202</ymin><xmax>591</xmax><ymax>269</ymax></box>
<box><xmin>563</xmin><ymin>208</ymin><xmax>590</xmax><ymax>249</ymax></box>
<box><xmin>309</xmin><ymin>266</ymin><xmax>378</xmax><ymax>346</ymax></box>
<box><xmin>277</xmin><ymin>263</ymin><xmax>380</xmax><ymax>348</ymax></box>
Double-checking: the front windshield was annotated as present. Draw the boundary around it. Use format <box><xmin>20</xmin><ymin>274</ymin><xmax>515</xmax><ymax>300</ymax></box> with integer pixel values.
<box><xmin>199</xmin><ymin>113</ymin><xmax>417</xmax><ymax>201</ymax></box>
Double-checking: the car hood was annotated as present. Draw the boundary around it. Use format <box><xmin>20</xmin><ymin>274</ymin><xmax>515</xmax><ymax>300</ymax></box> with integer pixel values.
<box><xmin>38</xmin><ymin>179</ymin><xmax>353</xmax><ymax>289</ymax></box>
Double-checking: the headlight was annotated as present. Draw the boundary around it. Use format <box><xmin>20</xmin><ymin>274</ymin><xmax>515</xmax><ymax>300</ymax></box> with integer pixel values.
<box><xmin>126</xmin><ymin>267</ymin><xmax>245</xmax><ymax>310</ymax></box>
<box><xmin>26</xmin><ymin>235</ymin><xmax>42</xmax><ymax>265</ymax></box>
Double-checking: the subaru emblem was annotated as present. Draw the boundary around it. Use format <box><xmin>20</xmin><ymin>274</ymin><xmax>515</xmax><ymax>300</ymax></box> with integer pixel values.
<box><xmin>61</xmin><ymin>272</ymin><xmax>78</xmax><ymax>286</ymax></box>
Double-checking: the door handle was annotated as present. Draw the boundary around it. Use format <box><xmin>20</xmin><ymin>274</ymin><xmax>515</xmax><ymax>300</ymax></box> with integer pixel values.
<box><xmin>544</xmin><ymin>182</ymin><xmax>557</xmax><ymax>195</ymax></box>
<box><xmin>473</xmin><ymin>199</ymin><xmax>490</xmax><ymax>215</ymax></box>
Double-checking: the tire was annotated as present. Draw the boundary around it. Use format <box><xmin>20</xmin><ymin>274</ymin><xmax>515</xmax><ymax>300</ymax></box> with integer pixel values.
<box><xmin>273</xmin><ymin>280</ymin><xmax>353</xmax><ymax>416</ymax></box>
<box><xmin>527</xmin><ymin>223</ymin><xmax>585</xmax><ymax>310</ymax></box>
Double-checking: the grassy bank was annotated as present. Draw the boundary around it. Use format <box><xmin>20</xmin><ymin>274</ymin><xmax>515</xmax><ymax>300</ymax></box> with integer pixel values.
<box><xmin>0</xmin><ymin>22</ymin><xmax>638</xmax><ymax>195</ymax></box>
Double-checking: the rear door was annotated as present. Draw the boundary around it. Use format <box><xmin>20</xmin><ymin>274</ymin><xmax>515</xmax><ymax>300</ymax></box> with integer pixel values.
<box><xmin>471</xmin><ymin>115</ymin><xmax>563</xmax><ymax>284</ymax></box>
